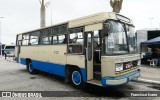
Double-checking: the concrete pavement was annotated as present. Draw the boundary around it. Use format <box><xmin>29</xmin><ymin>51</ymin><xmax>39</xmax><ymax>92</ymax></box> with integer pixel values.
<box><xmin>134</xmin><ymin>64</ymin><xmax>160</xmax><ymax>85</ymax></box>
<box><xmin>1</xmin><ymin>56</ymin><xmax>160</xmax><ymax>85</ymax></box>
<box><xmin>0</xmin><ymin>57</ymin><xmax>159</xmax><ymax>99</ymax></box>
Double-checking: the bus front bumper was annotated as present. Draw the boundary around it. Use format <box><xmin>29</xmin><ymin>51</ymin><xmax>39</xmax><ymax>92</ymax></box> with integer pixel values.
<box><xmin>101</xmin><ymin>70</ymin><xmax>141</xmax><ymax>87</ymax></box>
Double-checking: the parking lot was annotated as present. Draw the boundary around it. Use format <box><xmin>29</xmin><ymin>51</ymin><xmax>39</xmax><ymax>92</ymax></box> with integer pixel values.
<box><xmin>0</xmin><ymin>57</ymin><xmax>160</xmax><ymax>99</ymax></box>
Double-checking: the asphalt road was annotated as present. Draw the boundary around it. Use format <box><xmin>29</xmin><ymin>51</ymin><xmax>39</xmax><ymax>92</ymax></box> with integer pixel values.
<box><xmin>0</xmin><ymin>57</ymin><xmax>160</xmax><ymax>100</ymax></box>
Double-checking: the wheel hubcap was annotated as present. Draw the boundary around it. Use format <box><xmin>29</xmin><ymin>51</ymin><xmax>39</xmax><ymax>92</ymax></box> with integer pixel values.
<box><xmin>29</xmin><ymin>63</ymin><xmax>33</xmax><ymax>72</ymax></box>
<box><xmin>72</xmin><ymin>71</ymin><xmax>81</xmax><ymax>85</ymax></box>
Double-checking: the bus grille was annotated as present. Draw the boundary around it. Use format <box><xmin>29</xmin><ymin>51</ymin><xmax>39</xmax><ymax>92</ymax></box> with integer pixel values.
<box><xmin>123</xmin><ymin>60</ymin><xmax>138</xmax><ymax>70</ymax></box>
<box><xmin>115</xmin><ymin>60</ymin><xmax>139</xmax><ymax>76</ymax></box>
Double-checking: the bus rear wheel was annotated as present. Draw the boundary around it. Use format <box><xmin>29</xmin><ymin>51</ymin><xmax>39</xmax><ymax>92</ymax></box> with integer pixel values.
<box><xmin>26</xmin><ymin>61</ymin><xmax>37</xmax><ymax>74</ymax></box>
<box><xmin>70</xmin><ymin>68</ymin><xmax>85</xmax><ymax>89</ymax></box>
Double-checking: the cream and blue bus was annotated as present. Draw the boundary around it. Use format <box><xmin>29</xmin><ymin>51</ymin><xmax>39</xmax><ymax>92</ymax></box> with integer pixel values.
<box><xmin>15</xmin><ymin>12</ymin><xmax>141</xmax><ymax>88</ymax></box>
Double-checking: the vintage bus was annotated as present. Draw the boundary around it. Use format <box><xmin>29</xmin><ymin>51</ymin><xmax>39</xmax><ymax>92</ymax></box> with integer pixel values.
<box><xmin>15</xmin><ymin>12</ymin><xmax>141</xmax><ymax>88</ymax></box>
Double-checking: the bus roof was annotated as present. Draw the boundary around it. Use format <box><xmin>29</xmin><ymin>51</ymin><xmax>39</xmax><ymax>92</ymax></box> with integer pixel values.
<box><xmin>17</xmin><ymin>12</ymin><xmax>133</xmax><ymax>35</ymax></box>
<box><xmin>68</xmin><ymin>12</ymin><xmax>117</xmax><ymax>28</ymax></box>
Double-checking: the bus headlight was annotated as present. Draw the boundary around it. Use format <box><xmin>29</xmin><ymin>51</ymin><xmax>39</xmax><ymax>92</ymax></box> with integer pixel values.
<box><xmin>115</xmin><ymin>63</ymin><xmax>123</xmax><ymax>72</ymax></box>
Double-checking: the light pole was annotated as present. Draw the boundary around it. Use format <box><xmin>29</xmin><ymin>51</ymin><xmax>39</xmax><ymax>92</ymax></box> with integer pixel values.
<box><xmin>45</xmin><ymin>0</ymin><xmax>53</xmax><ymax>25</ymax></box>
<box><xmin>40</xmin><ymin>0</ymin><xmax>46</xmax><ymax>28</ymax></box>
<box><xmin>149</xmin><ymin>18</ymin><xmax>154</xmax><ymax>29</ymax></box>
<box><xmin>0</xmin><ymin>17</ymin><xmax>4</xmax><ymax>57</ymax></box>
<box><xmin>50</xmin><ymin>0</ymin><xmax>53</xmax><ymax>25</ymax></box>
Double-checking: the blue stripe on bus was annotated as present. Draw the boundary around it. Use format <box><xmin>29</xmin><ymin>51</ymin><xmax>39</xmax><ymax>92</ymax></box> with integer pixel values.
<box><xmin>101</xmin><ymin>78</ymin><xmax>107</xmax><ymax>87</ymax></box>
<box><xmin>32</xmin><ymin>60</ymin><xmax>66</xmax><ymax>77</ymax></box>
<box><xmin>19</xmin><ymin>58</ymin><xmax>86</xmax><ymax>81</ymax></box>
<box><xmin>15</xmin><ymin>57</ymin><xmax>18</xmax><ymax>63</ymax></box>
<box><xmin>80</xmin><ymin>68</ymin><xmax>87</xmax><ymax>82</ymax></box>
<box><xmin>20</xmin><ymin>58</ymin><xmax>26</xmax><ymax>65</ymax></box>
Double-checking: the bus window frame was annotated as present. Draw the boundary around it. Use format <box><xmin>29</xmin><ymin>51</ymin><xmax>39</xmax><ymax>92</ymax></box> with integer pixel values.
<box><xmin>30</xmin><ymin>31</ymin><xmax>40</xmax><ymax>45</ymax></box>
<box><xmin>68</xmin><ymin>27</ymin><xmax>84</xmax><ymax>55</ymax></box>
<box><xmin>22</xmin><ymin>33</ymin><xmax>30</xmax><ymax>46</ymax></box>
<box><xmin>39</xmin><ymin>28</ymin><xmax>53</xmax><ymax>45</ymax></box>
<box><xmin>52</xmin><ymin>24</ymin><xmax>68</xmax><ymax>45</ymax></box>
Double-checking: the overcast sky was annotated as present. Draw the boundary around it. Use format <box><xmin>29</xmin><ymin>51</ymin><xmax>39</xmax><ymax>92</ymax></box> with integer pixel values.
<box><xmin>0</xmin><ymin>0</ymin><xmax>160</xmax><ymax>44</ymax></box>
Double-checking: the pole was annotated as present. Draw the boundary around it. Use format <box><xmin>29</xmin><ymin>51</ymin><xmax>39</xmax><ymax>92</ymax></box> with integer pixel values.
<box><xmin>149</xmin><ymin>18</ymin><xmax>154</xmax><ymax>29</ymax></box>
<box><xmin>40</xmin><ymin>0</ymin><xmax>46</xmax><ymax>28</ymax></box>
<box><xmin>0</xmin><ymin>18</ymin><xmax>1</xmax><ymax>57</ymax></box>
<box><xmin>0</xmin><ymin>17</ymin><xmax>4</xmax><ymax>57</ymax></box>
<box><xmin>51</xmin><ymin>0</ymin><xmax>53</xmax><ymax>25</ymax></box>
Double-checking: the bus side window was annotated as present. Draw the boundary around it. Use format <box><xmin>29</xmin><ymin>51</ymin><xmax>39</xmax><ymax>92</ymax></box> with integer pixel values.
<box><xmin>30</xmin><ymin>31</ymin><xmax>40</xmax><ymax>45</ymax></box>
<box><xmin>52</xmin><ymin>24</ymin><xmax>67</xmax><ymax>45</ymax></box>
<box><xmin>39</xmin><ymin>28</ymin><xmax>52</xmax><ymax>45</ymax></box>
<box><xmin>68</xmin><ymin>28</ymin><xmax>83</xmax><ymax>54</ymax></box>
<box><xmin>58</xmin><ymin>35</ymin><xmax>65</xmax><ymax>44</ymax></box>
<box><xmin>22</xmin><ymin>33</ymin><xmax>30</xmax><ymax>45</ymax></box>
<box><xmin>53</xmin><ymin>36</ymin><xmax>58</xmax><ymax>44</ymax></box>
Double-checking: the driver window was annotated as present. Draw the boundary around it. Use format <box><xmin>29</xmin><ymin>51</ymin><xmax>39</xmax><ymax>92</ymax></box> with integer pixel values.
<box><xmin>69</xmin><ymin>32</ymin><xmax>83</xmax><ymax>44</ymax></box>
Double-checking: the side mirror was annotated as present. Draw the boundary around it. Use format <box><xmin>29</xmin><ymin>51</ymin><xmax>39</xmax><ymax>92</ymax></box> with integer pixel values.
<box><xmin>104</xmin><ymin>23</ymin><xmax>110</xmax><ymax>36</ymax></box>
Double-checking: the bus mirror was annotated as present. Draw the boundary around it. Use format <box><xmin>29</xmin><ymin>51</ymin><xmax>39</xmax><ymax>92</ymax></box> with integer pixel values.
<box><xmin>104</xmin><ymin>23</ymin><xmax>110</xmax><ymax>36</ymax></box>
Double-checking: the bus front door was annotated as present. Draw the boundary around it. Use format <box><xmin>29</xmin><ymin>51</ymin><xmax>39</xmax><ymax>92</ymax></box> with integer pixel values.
<box><xmin>17</xmin><ymin>40</ymin><xmax>21</xmax><ymax>63</ymax></box>
<box><xmin>85</xmin><ymin>32</ymin><xmax>94</xmax><ymax>80</ymax></box>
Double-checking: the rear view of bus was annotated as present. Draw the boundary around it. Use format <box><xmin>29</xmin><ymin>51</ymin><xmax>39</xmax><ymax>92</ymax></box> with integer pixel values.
<box><xmin>15</xmin><ymin>12</ymin><xmax>141</xmax><ymax>88</ymax></box>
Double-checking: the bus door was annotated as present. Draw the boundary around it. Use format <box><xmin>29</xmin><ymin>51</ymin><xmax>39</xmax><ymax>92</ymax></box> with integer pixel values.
<box><xmin>17</xmin><ymin>40</ymin><xmax>21</xmax><ymax>63</ymax></box>
<box><xmin>16</xmin><ymin>34</ymin><xmax>22</xmax><ymax>63</ymax></box>
<box><xmin>85</xmin><ymin>32</ymin><xmax>94</xmax><ymax>80</ymax></box>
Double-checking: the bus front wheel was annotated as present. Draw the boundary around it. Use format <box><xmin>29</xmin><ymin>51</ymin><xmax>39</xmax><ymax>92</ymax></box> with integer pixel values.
<box><xmin>70</xmin><ymin>68</ymin><xmax>85</xmax><ymax>89</ymax></box>
<box><xmin>26</xmin><ymin>61</ymin><xmax>37</xmax><ymax>74</ymax></box>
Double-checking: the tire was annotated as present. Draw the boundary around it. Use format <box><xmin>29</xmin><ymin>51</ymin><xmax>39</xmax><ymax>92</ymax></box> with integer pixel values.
<box><xmin>70</xmin><ymin>68</ymin><xmax>85</xmax><ymax>89</ymax></box>
<box><xmin>26</xmin><ymin>61</ymin><xmax>37</xmax><ymax>74</ymax></box>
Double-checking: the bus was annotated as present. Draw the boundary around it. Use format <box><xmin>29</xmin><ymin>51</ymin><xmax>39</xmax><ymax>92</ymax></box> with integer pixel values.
<box><xmin>15</xmin><ymin>12</ymin><xmax>141</xmax><ymax>88</ymax></box>
<box><xmin>4</xmin><ymin>44</ymin><xmax>15</xmax><ymax>57</ymax></box>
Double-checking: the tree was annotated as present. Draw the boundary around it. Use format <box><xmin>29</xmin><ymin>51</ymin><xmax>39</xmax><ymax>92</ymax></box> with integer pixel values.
<box><xmin>110</xmin><ymin>0</ymin><xmax>123</xmax><ymax>13</ymax></box>
<box><xmin>39</xmin><ymin>0</ymin><xmax>46</xmax><ymax>28</ymax></box>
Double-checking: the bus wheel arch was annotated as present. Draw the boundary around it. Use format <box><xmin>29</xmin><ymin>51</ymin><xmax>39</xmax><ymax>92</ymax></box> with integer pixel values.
<box><xmin>26</xmin><ymin>58</ymin><xmax>37</xmax><ymax>74</ymax></box>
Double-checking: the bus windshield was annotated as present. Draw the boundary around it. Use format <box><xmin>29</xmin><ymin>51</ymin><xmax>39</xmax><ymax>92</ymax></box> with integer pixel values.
<box><xmin>5</xmin><ymin>46</ymin><xmax>15</xmax><ymax>49</ymax></box>
<box><xmin>104</xmin><ymin>20</ymin><xmax>137</xmax><ymax>55</ymax></box>
<box><xmin>126</xmin><ymin>25</ymin><xmax>137</xmax><ymax>53</ymax></box>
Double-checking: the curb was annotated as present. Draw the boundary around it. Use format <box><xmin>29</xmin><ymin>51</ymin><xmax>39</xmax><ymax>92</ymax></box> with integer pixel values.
<box><xmin>133</xmin><ymin>78</ymin><xmax>160</xmax><ymax>85</ymax></box>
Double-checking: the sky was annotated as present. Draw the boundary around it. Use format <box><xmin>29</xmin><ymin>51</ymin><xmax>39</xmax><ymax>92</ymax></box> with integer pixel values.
<box><xmin>0</xmin><ymin>0</ymin><xmax>160</xmax><ymax>44</ymax></box>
